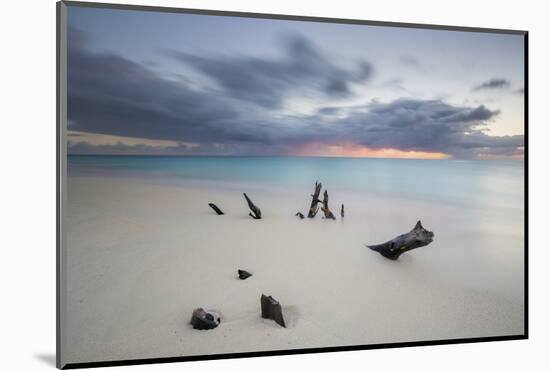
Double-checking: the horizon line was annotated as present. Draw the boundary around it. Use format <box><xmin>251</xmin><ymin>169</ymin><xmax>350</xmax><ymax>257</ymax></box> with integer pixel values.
<box><xmin>66</xmin><ymin>153</ymin><xmax>524</xmax><ymax>161</ymax></box>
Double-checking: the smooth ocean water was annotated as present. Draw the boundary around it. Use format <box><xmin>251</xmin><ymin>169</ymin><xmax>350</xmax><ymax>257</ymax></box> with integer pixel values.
<box><xmin>68</xmin><ymin>155</ymin><xmax>524</xmax><ymax>212</ymax></box>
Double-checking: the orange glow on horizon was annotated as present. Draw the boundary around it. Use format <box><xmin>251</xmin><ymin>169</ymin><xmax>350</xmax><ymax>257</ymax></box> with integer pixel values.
<box><xmin>289</xmin><ymin>143</ymin><xmax>451</xmax><ymax>160</ymax></box>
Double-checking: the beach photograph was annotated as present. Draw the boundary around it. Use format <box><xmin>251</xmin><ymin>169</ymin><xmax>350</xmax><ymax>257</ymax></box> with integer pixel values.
<box><xmin>62</xmin><ymin>4</ymin><xmax>525</xmax><ymax>365</ymax></box>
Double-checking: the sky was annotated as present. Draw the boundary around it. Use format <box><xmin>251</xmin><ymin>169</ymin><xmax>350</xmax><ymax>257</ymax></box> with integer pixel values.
<box><xmin>66</xmin><ymin>6</ymin><xmax>525</xmax><ymax>159</ymax></box>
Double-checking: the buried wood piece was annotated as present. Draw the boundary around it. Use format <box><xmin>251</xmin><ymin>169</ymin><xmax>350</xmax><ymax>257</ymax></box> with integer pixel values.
<box><xmin>190</xmin><ymin>308</ymin><xmax>221</xmax><ymax>330</ymax></box>
<box><xmin>260</xmin><ymin>294</ymin><xmax>286</xmax><ymax>328</ymax></box>
<box><xmin>341</xmin><ymin>204</ymin><xmax>345</xmax><ymax>218</ymax></box>
<box><xmin>243</xmin><ymin>193</ymin><xmax>262</xmax><ymax>219</ymax></box>
<box><xmin>208</xmin><ymin>203</ymin><xmax>224</xmax><ymax>215</ymax></box>
<box><xmin>321</xmin><ymin>190</ymin><xmax>336</xmax><ymax>220</ymax></box>
<box><xmin>238</xmin><ymin>269</ymin><xmax>252</xmax><ymax>280</ymax></box>
<box><xmin>295</xmin><ymin>212</ymin><xmax>305</xmax><ymax>219</ymax></box>
<box><xmin>307</xmin><ymin>181</ymin><xmax>323</xmax><ymax>218</ymax></box>
<box><xmin>366</xmin><ymin>220</ymin><xmax>435</xmax><ymax>260</ymax></box>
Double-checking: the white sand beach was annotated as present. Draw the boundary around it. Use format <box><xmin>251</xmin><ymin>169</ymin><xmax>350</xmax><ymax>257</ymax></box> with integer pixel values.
<box><xmin>64</xmin><ymin>175</ymin><xmax>524</xmax><ymax>364</ymax></box>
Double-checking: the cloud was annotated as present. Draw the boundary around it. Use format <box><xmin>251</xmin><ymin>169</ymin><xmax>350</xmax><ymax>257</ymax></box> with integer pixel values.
<box><xmin>67</xmin><ymin>27</ymin><xmax>272</xmax><ymax>147</ymax></box>
<box><xmin>317</xmin><ymin>106</ymin><xmax>343</xmax><ymax>116</ymax></box>
<box><xmin>170</xmin><ymin>34</ymin><xmax>373</xmax><ymax>109</ymax></box>
<box><xmin>515</xmin><ymin>88</ymin><xmax>525</xmax><ymax>95</ymax></box>
<box><xmin>399</xmin><ymin>56</ymin><xmax>420</xmax><ymax>67</ymax></box>
<box><xmin>67</xmin><ymin>27</ymin><xmax>523</xmax><ymax>159</ymax></box>
<box><xmin>294</xmin><ymin>99</ymin><xmax>522</xmax><ymax>159</ymax></box>
<box><xmin>356</xmin><ymin>99</ymin><xmax>516</xmax><ymax>157</ymax></box>
<box><xmin>68</xmin><ymin>140</ymin><xmax>269</xmax><ymax>156</ymax></box>
<box><xmin>68</xmin><ymin>140</ymin><xmax>178</xmax><ymax>155</ymax></box>
<box><xmin>472</xmin><ymin>78</ymin><xmax>511</xmax><ymax>92</ymax></box>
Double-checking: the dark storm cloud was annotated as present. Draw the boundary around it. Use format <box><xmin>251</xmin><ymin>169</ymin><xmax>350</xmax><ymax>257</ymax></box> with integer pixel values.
<box><xmin>170</xmin><ymin>35</ymin><xmax>373</xmax><ymax>109</ymax></box>
<box><xmin>67</xmin><ymin>27</ymin><xmax>270</xmax><ymax>145</ymax></box>
<box><xmin>68</xmin><ymin>141</ymin><xmax>171</xmax><ymax>155</ymax></box>
<box><xmin>334</xmin><ymin>99</ymin><xmax>521</xmax><ymax>158</ymax></box>
<box><xmin>317</xmin><ymin>106</ymin><xmax>345</xmax><ymax>116</ymax></box>
<box><xmin>67</xmin><ymin>140</ymin><xmax>283</xmax><ymax>156</ymax></box>
<box><xmin>286</xmin><ymin>99</ymin><xmax>521</xmax><ymax>158</ymax></box>
<box><xmin>472</xmin><ymin>78</ymin><xmax>511</xmax><ymax>92</ymax></box>
<box><xmin>67</xmin><ymin>27</ymin><xmax>523</xmax><ymax>159</ymax></box>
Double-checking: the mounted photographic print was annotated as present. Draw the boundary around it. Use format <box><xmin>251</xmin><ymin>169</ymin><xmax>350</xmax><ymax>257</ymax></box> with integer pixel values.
<box><xmin>57</xmin><ymin>1</ymin><xmax>528</xmax><ymax>368</ymax></box>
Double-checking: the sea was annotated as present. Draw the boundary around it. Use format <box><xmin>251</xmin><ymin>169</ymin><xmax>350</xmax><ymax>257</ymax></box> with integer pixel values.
<box><xmin>67</xmin><ymin>155</ymin><xmax>524</xmax><ymax>213</ymax></box>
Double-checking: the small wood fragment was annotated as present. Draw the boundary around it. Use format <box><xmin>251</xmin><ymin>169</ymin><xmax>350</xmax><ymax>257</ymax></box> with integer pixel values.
<box><xmin>238</xmin><ymin>269</ymin><xmax>252</xmax><ymax>280</ymax></box>
<box><xmin>208</xmin><ymin>203</ymin><xmax>224</xmax><ymax>215</ymax></box>
<box><xmin>295</xmin><ymin>212</ymin><xmax>305</xmax><ymax>219</ymax></box>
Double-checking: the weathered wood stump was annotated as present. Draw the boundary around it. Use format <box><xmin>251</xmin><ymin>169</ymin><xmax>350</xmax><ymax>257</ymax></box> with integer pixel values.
<box><xmin>260</xmin><ymin>294</ymin><xmax>286</xmax><ymax>328</ymax></box>
<box><xmin>341</xmin><ymin>204</ymin><xmax>344</xmax><ymax>218</ymax></box>
<box><xmin>208</xmin><ymin>203</ymin><xmax>224</xmax><ymax>215</ymax></box>
<box><xmin>307</xmin><ymin>181</ymin><xmax>322</xmax><ymax>218</ymax></box>
<box><xmin>190</xmin><ymin>308</ymin><xmax>221</xmax><ymax>330</ymax></box>
<box><xmin>243</xmin><ymin>193</ymin><xmax>262</xmax><ymax>219</ymax></box>
<box><xmin>321</xmin><ymin>190</ymin><xmax>336</xmax><ymax>220</ymax></box>
<box><xmin>366</xmin><ymin>221</ymin><xmax>435</xmax><ymax>260</ymax></box>
<box><xmin>295</xmin><ymin>212</ymin><xmax>305</xmax><ymax>219</ymax></box>
<box><xmin>238</xmin><ymin>269</ymin><xmax>252</xmax><ymax>280</ymax></box>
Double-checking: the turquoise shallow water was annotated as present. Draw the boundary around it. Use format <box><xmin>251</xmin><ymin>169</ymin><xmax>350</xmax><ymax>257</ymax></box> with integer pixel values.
<box><xmin>68</xmin><ymin>155</ymin><xmax>524</xmax><ymax>211</ymax></box>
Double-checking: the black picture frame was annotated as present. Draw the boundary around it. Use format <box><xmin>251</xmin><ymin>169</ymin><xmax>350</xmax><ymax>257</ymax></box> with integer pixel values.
<box><xmin>56</xmin><ymin>1</ymin><xmax>528</xmax><ymax>368</ymax></box>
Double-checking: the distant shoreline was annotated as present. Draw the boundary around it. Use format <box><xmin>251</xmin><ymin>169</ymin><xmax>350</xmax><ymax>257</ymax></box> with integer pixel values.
<box><xmin>66</xmin><ymin>156</ymin><xmax>524</xmax><ymax>213</ymax></box>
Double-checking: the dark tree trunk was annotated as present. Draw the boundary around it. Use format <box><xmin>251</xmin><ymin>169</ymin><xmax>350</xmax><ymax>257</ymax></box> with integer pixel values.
<box><xmin>307</xmin><ymin>181</ymin><xmax>322</xmax><ymax>218</ymax></box>
<box><xmin>260</xmin><ymin>294</ymin><xmax>286</xmax><ymax>328</ymax></box>
<box><xmin>341</xmin><ymin>204</ymin><xmax>345</xmax><ymax>218</ymax></box>
<box><xmin>243</xmin><ymin>193</ymin><xmax>262</xmax><ymax>219</ymax></box>
<box><xmin>208</xmin><ymin>203</ymin><xmax>224</xmax><ymax>215</ymax></box>
<box><xmin>366</xmin><ymin>221</ymin><xmax>435</xmax><ymax>260</ymax></box>
<box><xmin>321</xmin><ymin>190</ymin><xmax>336</xmax><ymax>220</ymax></box>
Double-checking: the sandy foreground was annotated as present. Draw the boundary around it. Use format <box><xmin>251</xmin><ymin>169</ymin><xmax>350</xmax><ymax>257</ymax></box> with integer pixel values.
<box><xmin>64</xmin><ymin>176</ymin><xmax>524</xmax><ymax>364</ymax></box>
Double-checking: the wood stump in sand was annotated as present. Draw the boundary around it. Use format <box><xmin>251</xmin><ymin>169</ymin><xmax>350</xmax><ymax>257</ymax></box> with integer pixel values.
<box><xmin>260</xmin><ymin>294</ymin><xmax>286</xmax><ymax>328</ymax></box>
<box><xmin>307</xmin><ymin>181</ymin><xmax>323</xmax><ymax>218</ymax></box>
<box><xmin>321</xmin><ymin>190</ymin><xmax>336</xmax><ymax>220</ymax></box>
<box><xmin>243</xmin><ymin>193</ymin><xmax>262</xmax><ymax>219</ymax></box>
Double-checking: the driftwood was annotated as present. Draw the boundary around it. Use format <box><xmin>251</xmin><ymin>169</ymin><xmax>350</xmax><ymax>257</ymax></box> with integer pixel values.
<box><xmin>260</xmin><ymin>294</ymin><xmax>286</xmax><ymax>328</ymax></box>
<box><xmin>190</xmin><ymin>308</ymin><xmax>221</xmax><ymax>330</ymax></box>
<box><xmin>367</xmin><ymin>221</ymin><xmax>434</xmax><ymax>260</ymax></box>
<box><xmin>307</xmin><ymin>181</ymin><xmax>323</xmax><ymax>218</ymax></box>
<box><xmin>295</xmin><ymin>212</ymin><xmax>305</xmax><ymax>219</ymax></box>
<box><xmin>341</xmin><ymin>204</ymin><xmax>345</xmax><ymax>218</ymax></box>
<box><xmin>243</xmin><ymin>193</ymin><xmax>262</xmax><ymax>219</ymax></box>
<box><xmin>208</xmin><ymin>203</ymin><xmax>224</xmax><ymax>215</ymax></box>
<box><xmin>238</xmin><ymin>269</ymin><xmax>252</xmax><ymax>280</ymax></box>
<box><xmin>321</xmin><ymin>190</ymin><xmax>336</xmax><ymax>220</ymax></box>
